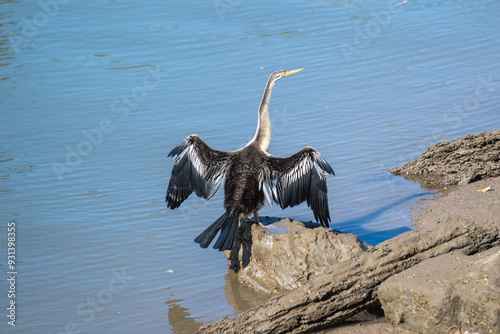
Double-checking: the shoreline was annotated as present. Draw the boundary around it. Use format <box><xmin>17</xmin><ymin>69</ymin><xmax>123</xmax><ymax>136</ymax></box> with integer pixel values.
<box><xmin>321</xmin><ymin>130</ymin><xmax>500</xmax><ymax>333</ymax></box>
<box><xmin>199</xmin><ymin>130</ymin><xmax>499</xmax><ymax>334</ymax></box>
<box><xmin>321</xmin><ymin>175</ymin><xmax>499</xmax><ymax>334</ymax></box>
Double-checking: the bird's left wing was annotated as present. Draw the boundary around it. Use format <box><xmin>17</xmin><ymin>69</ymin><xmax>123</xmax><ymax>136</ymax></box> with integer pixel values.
<box><xmin>266</xmin><ymin>147</ymin><xmax>334</xmax><ymax>227</ymax></box>
<box><xmin>166</xmin><ymin>134</ymin><xmax>231</xmax><ymax>209</ymax></box>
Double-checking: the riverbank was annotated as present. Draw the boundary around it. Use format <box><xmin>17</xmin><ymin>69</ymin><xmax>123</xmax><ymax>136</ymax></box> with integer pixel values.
<box><xmin>324</xmin><ymin>131</ymin><xmax>500</xmax><ymax>334</ymax></box>
<box><xmin>321</xmin><ymin>175</ymin><xmax>499</xmax><ymax>334</ymax></box>
<box><xmin>322</xmin><ymin>131</ymin><xmax>499</xmax><ymax>334</ymax></box>
<box><xmin>199</xmin><ymin>130</ymin><xmax>499</xmax><ymax>334</ymax></box>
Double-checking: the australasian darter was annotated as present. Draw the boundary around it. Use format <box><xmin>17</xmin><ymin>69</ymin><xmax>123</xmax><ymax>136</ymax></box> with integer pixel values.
<box><xmin>166</xmin><ymin>69</ymin><xmax>334</xmax><ymax>251</ymax></box>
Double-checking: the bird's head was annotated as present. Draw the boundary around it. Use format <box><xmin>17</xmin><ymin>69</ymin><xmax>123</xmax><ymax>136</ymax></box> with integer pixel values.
<box><xmin>270</xmin><ymin>68</ymin><xmax>305</xmax><ymax>82</ymax></box>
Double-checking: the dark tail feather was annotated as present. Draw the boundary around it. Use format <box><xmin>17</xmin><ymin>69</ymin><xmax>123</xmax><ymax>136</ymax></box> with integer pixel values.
<box><xmin>194</xmin><ymin>212</ymin><xmax>228</xmax><ymax>248</ymax></box>
<box><xmin>194</xmin><ymin>212</ymin><xmax>240</xmax><ymax>251</ymax></box>
<box><xmin>213</xmin><ymin>213</ymin><xmax>239</xmax><ymax>251</ymax></box>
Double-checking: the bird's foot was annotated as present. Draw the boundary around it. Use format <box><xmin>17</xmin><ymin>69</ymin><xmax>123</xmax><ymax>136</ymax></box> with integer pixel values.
<box><xmin>245</xmin><ymin>217</ymin><xmax>276</xmax><ymax>228</ymax></box>
<box><xmin>258</xmin><ymin>221</ymin><xmax>276</xmax><ymax>229</ymax></box>
<box><xmin>246</xmin><ymin>212</ymin><xmax>276</xmax><ymax>228</ymax></box>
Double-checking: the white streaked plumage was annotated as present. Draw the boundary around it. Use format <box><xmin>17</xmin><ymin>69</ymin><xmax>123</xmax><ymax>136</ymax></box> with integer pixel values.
<box><xmin>166</xmin><ymin>69</ymin><xmax>334</xmax><ymax>252</ymax></box>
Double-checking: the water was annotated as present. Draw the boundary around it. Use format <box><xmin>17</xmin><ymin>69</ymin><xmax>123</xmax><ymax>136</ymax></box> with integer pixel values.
<box><xmin>1</xmin><ymin>0</ymin><xmax>499</xmax><ymax>333</ymax></box>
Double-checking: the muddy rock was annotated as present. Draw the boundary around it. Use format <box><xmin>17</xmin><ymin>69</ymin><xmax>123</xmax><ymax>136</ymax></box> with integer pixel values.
<box><xmin>390</xmin><ymin>130</ymin><xmax>500</xmax><ymax>187</ymax></box>
<box><xmin>224</xmin><ymin>218</ymin><xmax>371</xmax><ymax>294</ymax></box>
<box><xmin>198</xmin><ymin>131</ymin><xmax>500</xmax><ymax>334</ymax></box>
<box><xmin>199</xmin><ymin>213</ymin><xmax>499</xmax><ymax>334</ymax></box>
<box><xmin>378</xmin><ymin>247</ymin><xmax>500</xmax><ymax>334</ymax></box>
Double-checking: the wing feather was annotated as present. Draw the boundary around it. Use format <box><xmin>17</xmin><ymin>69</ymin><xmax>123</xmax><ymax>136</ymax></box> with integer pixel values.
<box><xmin>267</xmin><ymin>147</ymin><xmax>334</xmax><ymax>227</ymax></box>
<box><xmin>166</xmin><ymin>135</ymin><xmax>231</xmax><ymax>209</ymax></box>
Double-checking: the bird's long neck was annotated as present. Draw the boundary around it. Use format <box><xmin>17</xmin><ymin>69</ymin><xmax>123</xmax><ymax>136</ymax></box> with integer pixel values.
<box><xmin>249</xmin><ymin>76</ymin><xmax>277</xmax><ymax>152</ymax></box>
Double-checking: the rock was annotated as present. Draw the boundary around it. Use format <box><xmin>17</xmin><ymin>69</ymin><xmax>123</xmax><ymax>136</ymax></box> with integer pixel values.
<box><xmin>390</xmin><ymin>130</ymin><xmax>500</xmax><ymax>187</ymax></box>
<box><xmin>198</xmin><ymin>131</ymin><xmax>500</xmax><ymax>334</ymax></box>
<box><xmin>199</xmin><ymin>215</ymin><xmax>500</xmax><ymax>334</ymax></box>
<box><xmin>224</xmin><ymin>218</ymin><xmax>371</xmax><ymax>294</ymax></box>
<box><xmin>378</xmin><ymin>247</ymin><xmax>500</xmax><ymax>334</ymax></box>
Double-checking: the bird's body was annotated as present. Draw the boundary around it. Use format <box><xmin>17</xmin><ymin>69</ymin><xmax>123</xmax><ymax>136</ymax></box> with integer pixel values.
<box><xmin>166</xmin><ymin>69</ymin><xmax>334</xmax><ymax>251</ymax></box>
<box><xmin>224</xmin><ymin>146</ymin><xmax>267</xmax><ymax>217</ymax></box>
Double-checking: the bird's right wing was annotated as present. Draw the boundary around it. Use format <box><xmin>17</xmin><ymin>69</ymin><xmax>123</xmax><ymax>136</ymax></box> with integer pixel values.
<box><xmin>166</xmin><ymin>135</ymin><xmax>231</xmax><ymax>209</ymax></box>
<box><xmin>266</xmin><ymin>147</ymin><xmax>334</xmax><ymax>227</ymax></box>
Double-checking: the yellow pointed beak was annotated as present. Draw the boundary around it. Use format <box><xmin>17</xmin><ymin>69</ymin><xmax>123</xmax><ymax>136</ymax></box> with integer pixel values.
<box><xmin>284</xmin><ymin>68</ymin><xmax>304</xmax><ymax>76</ymax></box>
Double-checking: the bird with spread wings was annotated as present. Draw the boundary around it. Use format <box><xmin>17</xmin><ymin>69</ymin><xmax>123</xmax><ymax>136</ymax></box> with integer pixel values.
<box><xmin>166</xmin><ymin>69</ymin><xmax>334</xmax><ymax>251</ymax></box>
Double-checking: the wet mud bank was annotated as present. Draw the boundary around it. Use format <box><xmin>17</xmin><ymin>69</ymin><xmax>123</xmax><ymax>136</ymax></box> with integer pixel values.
<box><xmin>198</xmin><ymin>130</ymin><xmax>500</xmax><ymax>334</ymax></box>
<box><xmin>391</xmin><ymin>129</ymin><xmax>500</xmax><ymax>187</ymax></box>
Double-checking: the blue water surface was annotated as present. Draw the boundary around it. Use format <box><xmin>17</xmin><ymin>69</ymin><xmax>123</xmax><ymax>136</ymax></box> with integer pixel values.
<box><xmin>1</xmin><ymin>0</ymin><xmax>499</xmax><ymax>333</ymax></box>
